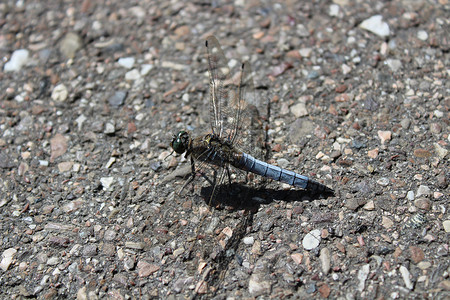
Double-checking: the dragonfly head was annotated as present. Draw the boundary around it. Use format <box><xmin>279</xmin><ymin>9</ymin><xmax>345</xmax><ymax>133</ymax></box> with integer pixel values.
<box><xmin>170</xmin><ymin>131</ymin><xmax>190</xmax><ymax>154</ymax></box>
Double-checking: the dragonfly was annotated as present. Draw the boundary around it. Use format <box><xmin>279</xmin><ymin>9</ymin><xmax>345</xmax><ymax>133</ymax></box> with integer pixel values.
<box><xmin>170</xmin><ymin>36</ymin><xmax>333</xmax><ymax>202</ymax></box>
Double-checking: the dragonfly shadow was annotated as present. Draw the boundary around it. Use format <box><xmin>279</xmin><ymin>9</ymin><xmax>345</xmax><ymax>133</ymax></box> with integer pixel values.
<box><xmin>200</xmin><ymin>182</ymin><xmax>333</xmax><ymax>212</ymax></box>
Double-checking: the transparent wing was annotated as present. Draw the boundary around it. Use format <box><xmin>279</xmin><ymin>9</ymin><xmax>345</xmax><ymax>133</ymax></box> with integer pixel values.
<box><xmin>205</xmin><ymin>36</ymin><xmax>266</xmax><ymax>160</ymax></box>
<box><xmin>205</xmin><ymin>36</ymin><xmax>231</xmax><ymax>137</ymax></box>
<box><xmin>230</xmin><ymin>60</ymin><xmax>266</xmax><ymax>161</ymax></box>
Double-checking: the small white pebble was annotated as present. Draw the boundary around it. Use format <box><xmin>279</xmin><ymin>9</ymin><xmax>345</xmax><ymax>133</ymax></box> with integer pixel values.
<box><xmin>243</xmin><ymin>236</ymin><xmax>254</xmax><ymax>245</ymax></box>
<box><xmin>417</xmin><ymin>30</ymin><xmax>428</xmax><ymax>41</ymax></box>
<box><xmin>118</xmin><ymin>57</ymin><xmax>135</xmax><ymax>69</ymax></box>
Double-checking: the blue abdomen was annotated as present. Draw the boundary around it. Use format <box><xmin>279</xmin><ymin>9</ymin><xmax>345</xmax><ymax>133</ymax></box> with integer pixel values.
<box><xmin>235</xmin><ymin>152</ymin><xmax>332</xmax><ymax>193</ymax></box>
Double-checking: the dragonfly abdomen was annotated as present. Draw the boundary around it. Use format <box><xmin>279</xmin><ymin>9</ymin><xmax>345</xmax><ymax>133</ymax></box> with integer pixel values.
<box><xmin>235</xmin><ymin>152</ymin><xmax>332</xmax><ymax>193</ymax></box>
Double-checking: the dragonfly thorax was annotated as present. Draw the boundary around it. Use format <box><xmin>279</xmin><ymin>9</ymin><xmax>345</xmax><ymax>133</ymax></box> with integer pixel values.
<box><xmin>170</xmin><ymin>131</ymin><xmax>191</xmax><ymax>154</ymax></box>
<box><xmin>191</xmin><ymin>133</ymin><xmax>238</xmax><ymax>166</ymax></box>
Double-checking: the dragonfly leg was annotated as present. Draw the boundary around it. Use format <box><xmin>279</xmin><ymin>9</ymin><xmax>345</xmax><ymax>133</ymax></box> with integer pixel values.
<box><xmin>198</xmin><ymin>167</ymin><xmax>215</xmax><ymax>187</ymax></box>
<box><xmin>226</xmin><ymin>166</ymin><xmax>232</xmax><ymax>186</ymax></box>
<box><xmin>190</xmin><ymin>156</ymin><xmax>195</xmax><ymax>174</ymax></box>
<box><xmin>178</xmin><ymin>157</ymin><xmax>196</xmax><ymax>194</ymax></box>
<box><xmin>208</xmin><ymin>168</ymin><xmax>226</xmax><ymax>206</ymax></box>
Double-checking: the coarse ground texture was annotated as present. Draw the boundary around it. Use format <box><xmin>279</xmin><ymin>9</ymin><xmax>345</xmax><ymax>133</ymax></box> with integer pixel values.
<box><xmin>0</xmin><ymin>0</ymin><xmax>449</xmax><ymax>299</ymax></box>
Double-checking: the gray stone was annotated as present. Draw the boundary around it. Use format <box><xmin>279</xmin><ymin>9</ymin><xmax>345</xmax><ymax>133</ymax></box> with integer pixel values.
<box><xmin>248</xmin><ymin>273</ymin><xmax>271</xmax><ymax>296</ymax></box>
<box><xmin>399</xmin><ymin>265</ymin><xmax>413</xmax><ymax>290</ymax></box>
<box><xmin>108</xmin><ymin>91</ymin><xmax>127</xmax><ymax>107</ymax></box>
<box><xmin>357</xmin><ymin>264</ymin><xmax>370</xmax><ymax>292</ymax></box>
<box><xmin>60</xmin><ymin>32</ymin><xmax>82</xmax><ymax>59</ymax></box>
<box><xmin>320</xmin><ymin>248</ymin><xmax>331</xmax><ymax>274</ymax></box>
<box><xmin>104</xmin><ymin>229</ymin><xmax>117</xmax><ymax>241</ymax></box>
<box><xmin>416</xmin><ymin>185</ymin><xmax>431</xmax><ymax>197</ymax></box>
<box><xmin>83</xmin><ymin>244</ymin><xmax>98</xmax><ymax>257</ymax></box>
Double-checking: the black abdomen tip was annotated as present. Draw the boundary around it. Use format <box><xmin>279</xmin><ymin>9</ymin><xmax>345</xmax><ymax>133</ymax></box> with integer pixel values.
<box><xmin>307</xmin><ymin>180</ymin><xmax>334</xmax><ymax>195</ymax></box>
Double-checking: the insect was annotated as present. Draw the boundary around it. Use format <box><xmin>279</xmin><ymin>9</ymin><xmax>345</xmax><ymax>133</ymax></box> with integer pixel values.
<box><xmin>170</xmin><ymin>35</ymin><xmax>333</xmax><ymax>199</ymax></box>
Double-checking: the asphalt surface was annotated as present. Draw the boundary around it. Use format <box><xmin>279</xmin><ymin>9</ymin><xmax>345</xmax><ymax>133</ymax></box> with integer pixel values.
<box><xmin>0</xmin><ymin>0</ymin><xmax>449</xmax><ymax>299</ymax></box>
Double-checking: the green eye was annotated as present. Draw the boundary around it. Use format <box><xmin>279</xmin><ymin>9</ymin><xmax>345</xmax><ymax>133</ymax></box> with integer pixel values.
<box><xmin>171</xmin><ymin>131</ymin><xmax>188</xmax><ymax>154</ymax></box>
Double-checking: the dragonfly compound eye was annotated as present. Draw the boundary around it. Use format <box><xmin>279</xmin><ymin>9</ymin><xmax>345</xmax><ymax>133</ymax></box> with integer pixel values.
<box><xmin>171</xmin><ymin>131</ymin><xmax>188</xmax><ymax>154</ymax></box>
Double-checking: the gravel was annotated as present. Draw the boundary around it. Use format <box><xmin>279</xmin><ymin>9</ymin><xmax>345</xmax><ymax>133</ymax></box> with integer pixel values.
<box><xmin>0</xmin><ymin>0</ymin><xmax>449</xmax><ymax>299</ymax></box>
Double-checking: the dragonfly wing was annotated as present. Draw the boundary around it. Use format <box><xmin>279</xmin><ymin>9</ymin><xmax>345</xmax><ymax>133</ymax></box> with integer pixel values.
<box><xmin>205</xmin><ymin>36</ymin><xmax>232</xmax><ymax>137</ymax></box>
<box><xmin>206</xmin><ymin>36</ymin><xmax>267</xmax><ymax>178</ymax></box>
<box><xmin>229</xmin><ymin>60</ymin><xmax>266</xmax><ymax>161</ymax></box>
